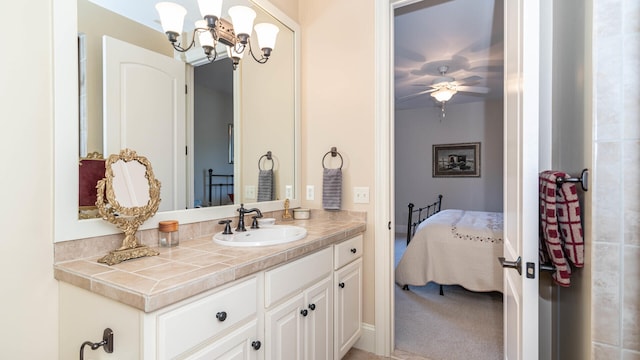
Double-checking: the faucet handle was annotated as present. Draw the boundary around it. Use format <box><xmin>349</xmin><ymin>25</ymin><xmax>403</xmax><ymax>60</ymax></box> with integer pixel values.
<box><xmin>218</xmin><ymin>220</ymin><xmax>233</xmax><ymax>234</ymax></box>
<box><xmin>251</xmin><ymin>216</ymin><xmax>260</xmax><ymax>229</ymax></box>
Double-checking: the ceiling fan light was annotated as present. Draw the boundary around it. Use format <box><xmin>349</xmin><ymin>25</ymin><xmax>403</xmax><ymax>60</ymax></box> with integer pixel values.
<box><xmin>155</xmin><ymin>2</ymin><xmax>187</xmax><ymax>38</ymax></box>
<box><xmin>431</xmin><ymin>88</ymin><xmax>457</xmax><ymax>102</ymax></box>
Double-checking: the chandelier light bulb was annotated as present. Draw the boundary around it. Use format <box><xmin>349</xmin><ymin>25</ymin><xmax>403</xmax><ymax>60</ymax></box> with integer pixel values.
<box><xmin>155</xmin><ymin>2</ymin><xmax>187</xmax><ymax>39</ymax></box>
<box><xmin>195</xmin><ymin>20</ymin><xmax>215</xmax><ymax>49</ymax></box>
<box><xmin>197</xmin><ymin>0</ymin><xmax>223</xmax><ymax>26</ymax></box>
<box><xmin>254</xmin><ymin>23</ymin><xmax>279</xmax><ymax>54</ymax></box>
<box><xmin>228</xmin><ymin>6</ymin><xmax>257</xmax><ymax>42</ymax></box>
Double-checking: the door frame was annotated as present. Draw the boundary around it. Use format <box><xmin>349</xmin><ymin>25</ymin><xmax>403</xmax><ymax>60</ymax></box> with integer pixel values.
<box><xmin>374</xmin><ymin>0</ymin><xmax>546</xmax><ymax>356</ymax></box>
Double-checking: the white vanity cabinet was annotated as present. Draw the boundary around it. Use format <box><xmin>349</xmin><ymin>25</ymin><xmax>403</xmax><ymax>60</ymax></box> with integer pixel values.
<box><xmin>59</xmin><ymin>233</ymin><xmax>366</xmax><ymax>360</ymax></box>
<box><xmin>333</xmin><ymin>235</ymin><xmax>363</xmax><ymax>359</ymax></box>
<box><xmin>264</xmin><ymin>247</ymin><xmax>333</xmax><ymax>360</ymax></box>
<box><xmin>59</xmin><ymin>276</ymin><xmax>260</xmax><ymax>360</ymax></box>
<box><xmin>157</xmin><ymin>276</ymin><xmax>259</xmax><ymax>359</ymax></box>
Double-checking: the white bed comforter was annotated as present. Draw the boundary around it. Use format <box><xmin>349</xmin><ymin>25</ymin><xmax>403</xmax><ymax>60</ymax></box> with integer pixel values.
<box><xmin>395</xmin><ymin>209</ymin><xmax>504</xmax><ymax>293</ymax></box>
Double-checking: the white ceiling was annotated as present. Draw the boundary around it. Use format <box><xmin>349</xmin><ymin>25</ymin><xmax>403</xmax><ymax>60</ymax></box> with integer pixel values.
<box><xmin>88</xmin><ymin>0</ymin><xmax>248</xmax><ymax>33</ymax></box>
<box><xmin>394</xmin><ymin>0</ymin><xmax>504</xmax><ymax>110</ymax></box>
<box><xmin>90</xmin><ymin>0</ymin><xmax>503</xmax><ymax>111</ymax></box>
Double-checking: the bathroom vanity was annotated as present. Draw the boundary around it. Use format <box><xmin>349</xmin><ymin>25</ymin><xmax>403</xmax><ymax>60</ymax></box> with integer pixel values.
<box><xmin>56</xmin><ymin>215</ymin><xmax>364</xmax><ymax>360</ymax></box>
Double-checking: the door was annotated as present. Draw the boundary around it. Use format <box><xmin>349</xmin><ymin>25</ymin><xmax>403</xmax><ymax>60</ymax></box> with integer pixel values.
<box><xmin>502</xmin><ymin>0</ymin><xmax>539</xmax><ymax>359</ymax></box>
<box><xmin>305</xmin><ymin>276</ymin><xmax>332</xmax><ymax>360</ymax></box>
<box><xmin>103</xmin><ymin>35</ymin><xmax>186</xmax><ymax>212</ymax></box>
<box><xmin>265</xmin><ymin>292</ymin><xmax>305</xmax><ymax>360</ymax></box>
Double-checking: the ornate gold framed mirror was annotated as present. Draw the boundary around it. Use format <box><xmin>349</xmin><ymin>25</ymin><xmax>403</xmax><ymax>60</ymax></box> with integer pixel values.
<box><xmin>96</xmin><ymin>149</ymin><xmax>161</xmax><ymax>265</ymax></box>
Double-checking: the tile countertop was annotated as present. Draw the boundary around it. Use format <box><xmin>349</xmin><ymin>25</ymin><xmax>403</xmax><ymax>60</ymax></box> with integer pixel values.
<box><xmin>54</xmin><ymin>215</ymin><xmax>366</xmax><ymax>313</ymax></box>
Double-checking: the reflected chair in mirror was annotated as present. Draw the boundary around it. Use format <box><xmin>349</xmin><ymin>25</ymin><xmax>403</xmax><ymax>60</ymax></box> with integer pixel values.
<box><xmin>78</xmin><ymin>152</ymin><xmax>105</xmax><ymax>219</ymax></box>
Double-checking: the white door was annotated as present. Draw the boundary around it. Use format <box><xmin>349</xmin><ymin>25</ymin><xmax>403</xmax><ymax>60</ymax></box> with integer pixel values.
<box><xmin>501</xmin><ymin>0</ymin><xmax>540</xmax><ymax>359</ymax></box>
<box><xmin>265</xmin><ymin>293</ymin><xmax>305</xmax><ymax>360</ymax></box>
<box><xmin>103</xmin><ymin>36</ymin><xmax>186</xmax><ymax>212</ymax></box>
<box><xmin>305</xmin><ymin>276</ymin><xmax>332</xmax><ymax>360</ymax></box>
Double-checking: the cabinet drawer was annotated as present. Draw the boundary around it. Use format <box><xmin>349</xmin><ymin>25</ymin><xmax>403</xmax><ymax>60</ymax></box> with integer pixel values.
<box><xmin>158</xmin><ymin>277</ymin><xmax>258</xmax><ymax>359</ymax></box>
<box><xmin>265</xmin><ymin>247</ymin><xmax>332</xmax><ymax>307</ymax></box>
<box><xmin>334</xmin><ymin>234</ymin><xmax>363</xmax><ymax>270</ymax></box>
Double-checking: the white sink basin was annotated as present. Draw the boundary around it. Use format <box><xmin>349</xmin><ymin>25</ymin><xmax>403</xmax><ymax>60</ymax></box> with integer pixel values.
<box><xmin>213</xmin><ymin>225</ymin><xmax>308</xmax><ymax>247</ymax></box>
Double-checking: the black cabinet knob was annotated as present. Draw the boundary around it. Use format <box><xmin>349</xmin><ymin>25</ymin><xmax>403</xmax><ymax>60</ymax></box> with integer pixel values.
<box><xmin>216</xmin><ymin>311</ymin><xmax>227</xmax><ymax>322</ymax></box>
<box><xmin>350</xmin><ymin>248</ymin><xmax>357</xmax><ymax>254</ymax></box>
<box><xmin>339</xmin><ymin>282</ymin><xmax>345</xmax><ymax>288</ymax></box>
<box><xmin>300</xmin><ymin>309</ymin><xmax>308</xmax><ymax>317</ymax></box>
<box><xmin>308</xmin><ymin>303</ymin><xmax>316</xmax><ymax>311</ymax></box>
<box><xmin>251</xmin><ymin>340</ymin><xmax>261</xmax><ymax>350</ymax></box>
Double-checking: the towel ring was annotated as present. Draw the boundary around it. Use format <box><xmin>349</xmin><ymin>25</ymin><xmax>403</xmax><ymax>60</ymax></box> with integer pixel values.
<box><xmin>259</xmin><ymin>151</ymin><xmax>274</xmax><ymax>171</ymax></box>
<box><xmin>322</xmin><ymin>147</ymin><xmax>343</xmax><ymax>169</ymax></box>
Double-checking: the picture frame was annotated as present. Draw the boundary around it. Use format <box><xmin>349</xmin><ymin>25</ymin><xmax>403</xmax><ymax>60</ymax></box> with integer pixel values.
<box><xmin>432</xmin><ymin>142</ymin><xmax>481</xmax><ymax>177</ymax></box>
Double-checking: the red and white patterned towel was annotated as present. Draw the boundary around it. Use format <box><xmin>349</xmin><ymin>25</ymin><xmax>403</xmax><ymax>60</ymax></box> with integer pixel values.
<box><xmin>539</xmin><ymin>171</ymin><xmax>584</xmax><ymax>287</ymax></box>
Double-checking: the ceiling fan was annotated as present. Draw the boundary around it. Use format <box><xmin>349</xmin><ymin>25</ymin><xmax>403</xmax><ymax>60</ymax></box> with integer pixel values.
<box><xmin>398</xmin><ymin>65</ymin><xmax>490</xmax><ymax>104</ymax></box>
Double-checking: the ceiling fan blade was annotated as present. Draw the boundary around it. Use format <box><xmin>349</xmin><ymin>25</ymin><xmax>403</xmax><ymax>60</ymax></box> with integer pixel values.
<box><xmin>457</xmin><ymin>85</ymin><xmax>490</xmax><ymax>94</ymax></box>
<box><xmin>397</xmin><ymin>88</ymin><xmax>436</xmax><ymax>102</ymax></box>
<box><xmin>458</xmin><ymin>75</ymin><xmax>483</xmax><ymax>84</ymax></box>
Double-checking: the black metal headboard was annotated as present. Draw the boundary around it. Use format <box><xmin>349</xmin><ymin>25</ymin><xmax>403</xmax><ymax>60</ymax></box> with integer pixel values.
<box><xmin>406</xmin><ymin>194</ymin><xmax>443</xmax><ymax>245</ymax></box>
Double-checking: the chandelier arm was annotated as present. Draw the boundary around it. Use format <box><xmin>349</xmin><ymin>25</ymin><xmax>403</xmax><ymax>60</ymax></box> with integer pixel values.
<box><xmin>247</xmin><ymin>40</ymin><xmax>268</xmax><ymax>64</ymax></box>
<box><xmin>206</xmin><ymin>46</ymin><xmax>219</xmax><ymax>62</ymax></box>
<box><xmin>171</xmin><ymin>29</ymin><xmax>201</xmax><ymax>53</ymax></box>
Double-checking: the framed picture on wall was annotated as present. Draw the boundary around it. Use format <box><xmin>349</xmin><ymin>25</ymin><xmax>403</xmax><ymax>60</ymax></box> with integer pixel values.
<box><xmin>432</xmin><ymin>142</ymin><xmax>481</xmax><ymax>177</ymax></box>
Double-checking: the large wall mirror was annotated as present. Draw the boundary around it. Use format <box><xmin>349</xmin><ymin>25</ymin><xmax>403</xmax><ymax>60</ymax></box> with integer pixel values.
<box><xmin>54</xmin><ymin>0</ymin><xmax>300</xmax><ymax>242</ymax></box>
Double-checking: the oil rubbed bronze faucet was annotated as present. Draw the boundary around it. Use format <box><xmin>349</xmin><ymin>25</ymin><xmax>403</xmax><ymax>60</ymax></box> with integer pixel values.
<box><xmin>236</xmin><ymin>204</ymin><xmax>263</xmax><ymax>232</ymax></box>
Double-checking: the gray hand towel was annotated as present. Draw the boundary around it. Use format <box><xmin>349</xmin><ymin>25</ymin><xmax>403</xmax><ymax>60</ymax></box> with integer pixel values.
<box><xmin>322</xmin><ymin>168</ymin><xmax>342</xmax><ymax>210</ymax></box>
<box><xmin>257</xmin><ymin>169</ymin><xmax>274</xmax><ymax>202</ymax></box>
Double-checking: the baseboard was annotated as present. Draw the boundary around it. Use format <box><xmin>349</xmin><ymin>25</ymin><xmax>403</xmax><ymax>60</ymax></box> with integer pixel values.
<box><xmin>353</xmin><ymin>322</ymin><xmax>376</xmax><ymax>353</ymax></box>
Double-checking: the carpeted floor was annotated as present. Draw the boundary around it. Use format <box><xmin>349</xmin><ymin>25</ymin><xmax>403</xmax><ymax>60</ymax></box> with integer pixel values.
<box><xmin>394</xmin><ymin>236</ymin><xmax>503</xmax><ymax>360</ymax></box>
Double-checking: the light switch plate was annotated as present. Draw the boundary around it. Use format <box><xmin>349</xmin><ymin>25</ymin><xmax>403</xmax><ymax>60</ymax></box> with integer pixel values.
<box><xmin>245</xmin><ymin>185</ymin><xmax>256</xmax><ymax>199</ymax></box>
<box><xmin>354</xmin><ymin>187</ymin><xmax>370</xmax><ymax>204</ymax></box>
<box><xmin>306</xmin><ymin>185</ymin><xmax>314</xmax><ymax>200</ymax></box>
<box><xmin>285</xmin><ymin>185</ymin><xmax>293</xmax><ymax>199</ymax></box>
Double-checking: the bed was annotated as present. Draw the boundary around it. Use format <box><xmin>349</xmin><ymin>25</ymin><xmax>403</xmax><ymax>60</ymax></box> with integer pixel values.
<box><xmin>396</xmin><ymin>196</ymin><xmax>504</xmax><ymax>293</ymax></box>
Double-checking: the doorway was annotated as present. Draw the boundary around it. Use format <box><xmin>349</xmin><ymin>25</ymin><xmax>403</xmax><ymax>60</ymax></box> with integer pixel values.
<box><xmin>391</xmin><ymin>1</ymin><xmax>505</xmax><ymax>358</ymax></box>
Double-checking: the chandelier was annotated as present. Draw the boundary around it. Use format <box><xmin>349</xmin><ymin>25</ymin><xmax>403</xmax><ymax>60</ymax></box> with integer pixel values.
<box><xmin>155</xmin><ymin>1</ymin><xmax>280</xmax><ymax>69</ymax></box>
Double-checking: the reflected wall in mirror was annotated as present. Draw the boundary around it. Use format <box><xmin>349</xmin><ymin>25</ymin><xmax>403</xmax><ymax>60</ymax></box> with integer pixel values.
<box><xmin>54</xmin><ymin>0</ymin><xmax>300</xmax><ymax>243</ymax></box>
<box><xmin>78</xmin><ymin>0</ymin><xmax>295</xmax><ymax>210</ymax></box>
<box><xmin>96</xmin><ymin>149</ymin><xmax>161</xmax><ymax>265</ymax></box>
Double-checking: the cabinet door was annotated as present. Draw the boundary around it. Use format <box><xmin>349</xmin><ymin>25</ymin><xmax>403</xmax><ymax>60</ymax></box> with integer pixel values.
<box><xmin>304</xmin><ymin>276</ymin><xmax>333</xmax><ymax>360</ymax></box>
<box><xmin>334</xmin><ymin>258</ymin><xmax>362</xmax><ymax>359</ymax></box>
<box><xmin>186</xmin><ymin>320</ymin><xmax>260</xmax><ymax>360</ymax></box>
<box><xmin>265</xmin><ymin>293</ymin><xmax>305</xmax><ymax>360</ymax></box>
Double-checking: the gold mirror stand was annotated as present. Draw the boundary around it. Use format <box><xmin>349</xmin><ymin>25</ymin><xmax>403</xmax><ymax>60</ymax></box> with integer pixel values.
<box><xmin>96</xmin><ymin>149</ymin><xmax>161</xmax><ymax>265</ymax></box>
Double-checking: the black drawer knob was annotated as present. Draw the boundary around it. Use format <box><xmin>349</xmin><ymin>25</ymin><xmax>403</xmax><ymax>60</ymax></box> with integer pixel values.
<box><xmin>308</xmin><ymin>303</ymin><xmax>316</xmax><ymax>311</ymax></box>
<box><xmin>251</xmin><ymin>340</ymin><xmax>261</xmax><ymax>350</ymax></box>
<box><xmin>350</xmin><ymin>248</ymin><xmax>357</xmax><ymax>254</ymax></box>
<box><xmin>339</xmin><ymin>282</ymin><xmax>345</xmax><ymax>288</ymax></box>
<box><xmin>216</xmin><ymin>311</ymin><xmax>227</xmax><ymax>322</ymax></box>
<box><xmin>300</xmin><ymin>309</ymin><xmax>308</xmax><ymax>317</ymax></box>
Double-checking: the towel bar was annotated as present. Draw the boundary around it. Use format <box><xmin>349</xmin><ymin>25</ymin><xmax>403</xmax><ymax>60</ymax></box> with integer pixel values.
<box><xmin>259</xmin><ymin>151</ymin><xmax>274</xmax><ymax>170</ymax></box>
<box><xmin>555</xmin><ymin>168</ymin><xmax>588</xmax><ymax>191</ymax></box>
<box><xmin>322</xmin><ymin>146</ymin><xmax>343</xmax><ymax>169</ymax></box>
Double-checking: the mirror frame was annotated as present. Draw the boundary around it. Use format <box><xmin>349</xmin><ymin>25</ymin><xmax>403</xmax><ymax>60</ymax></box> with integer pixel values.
<box><xmin>54</xmin><ymin>0</ymin><xmax>301</xmax><ymax>242</ymax></box>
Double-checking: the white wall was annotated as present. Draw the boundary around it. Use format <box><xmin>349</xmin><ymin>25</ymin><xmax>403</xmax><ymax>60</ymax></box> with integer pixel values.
<box><xmin>193</xmin><ymin>65</ymin><xmax>234</xmax><ymax>207</ymax></box>
<box><xmin>0</xmin><ymin>0</ymin><xmax>58</xmax><ymax>357</ymax></box>
<box><xmin>394</xmin><ymin>100</ymin><xmax>504</xmax><ymax>231</ymax></box>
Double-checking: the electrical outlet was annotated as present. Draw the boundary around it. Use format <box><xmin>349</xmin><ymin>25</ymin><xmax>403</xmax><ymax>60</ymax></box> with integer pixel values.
<box><xmin>245</xmin><ymin>185</ymin><xmax>256</xmax><ymax>199</ymax></box>
<box><xmin>353</xmin><ymin>187</ymin><xmax>370</xmax><ymax>204</ymax></box>
<box><xmin>306</xmin><ymin>185</ymin><xmax>315</xmax><ymax>200</ymax></box>
<box><xmin>285</xmin><ymin>185</ymin><xmax>293</xmax><ymax>199</ymax></box>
